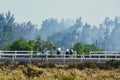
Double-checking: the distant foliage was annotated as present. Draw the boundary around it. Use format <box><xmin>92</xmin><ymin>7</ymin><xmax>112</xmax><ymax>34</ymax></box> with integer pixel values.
<box><xmin>13</xmin><ymin>21</ymin><xmax>38</xmax><ymax>40</ymax></box>
<box><xmin>39</xmin><ymin>18</ymin><xmax>73</xmax><ymax>40</ymax></box>
<box><xmin>47</xmin><ymin>17</ymin><xmax>120</xmax><ymax>50</ymax></box>
<box><xmin>0</xmin><ymin>11</ymin><xmax>15</xmax><ymax>48</ymax></box>
<box><xmin>47</xmin><ymin>18</ymin><xmax>82</xmax><ymax>48</ymax></box>
<box><xmin>1</xmin><ymin>12</ymin><xmax>120</xmax><ymax>51</ymax></box>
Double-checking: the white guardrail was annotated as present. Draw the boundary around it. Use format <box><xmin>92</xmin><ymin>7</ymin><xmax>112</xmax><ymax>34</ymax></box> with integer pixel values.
<box><xmin>0</xmin><ymin>51</ymin><xmax>119</xmax><ymax>62</ymax></box>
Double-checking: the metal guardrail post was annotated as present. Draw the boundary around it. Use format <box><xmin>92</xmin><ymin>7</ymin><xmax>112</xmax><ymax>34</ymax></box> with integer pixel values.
<box><xmin>90</xmin><ymin>53</ymin><xmax>91</xmax><ymax>58</ymax></box>
<box><xmin>46</xmin><ymin>54</ymin><xmax>48</xmax><ymax>62</ymax></box>
<box><xmin>31</xmin><ymin>51</ymin><xmax>33</xmax><ymax>55</ymax></box>
<box><xmin>31</xmin><ymin>51</ymin><xmax>33</xmax><ymax>58</ymax></box>
<box><xmin>74</xmin><ymin>51</ymin><xmax>76</xmax><ymax>58</ymax></box>
<box><xmin>0</xmin><ymin>51</ymin><xmax>1</xmax><ymax>58</ymax></box>
<box><xmin>29</xmin><ymin>54</ymin><xmax>32</xmax><ymax>63</ymax></box>
<box><xmin>15</xmin><ymin>51</ymin><xmax>17</xmax><ymax>58</ymax></box>
<box><xmin>98</xmin><ymin>55</ymin><xmax>100</xmax><ymax>62</ymax></box>
<box><xmin>115</xmin><ymin>54</ymin><xmax>117</xmax><ymax>58</ymax></box>
<box><xmin>75</xmin><ymin>53</ymin><xmax>76</xmax><ymax>58</ymax></box>
<box><xmin>12</xmin><ymin>54</ymin><xmax>14</xmax><ymax>62</ymax></box>
<box><xmin>63</xmin><ymin>54</ymin><xmax>65</xmax><ymax>62</ymax></box>
<box><xmin>28</xmin><ymin>51</ymin><xmax>33</xmax><ymax>63</ymax></box>
<box><xmin>81</xmin><ymin>54</ymin><xmax>83</xmax><ymax>62</ymax></box>
<box><xmin>105</xmin><ymin>54</ymin><xmax>106</xmax><ymax>58</ymax></box>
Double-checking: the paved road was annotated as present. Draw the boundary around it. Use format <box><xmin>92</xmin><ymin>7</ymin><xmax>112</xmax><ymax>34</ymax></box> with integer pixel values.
<box><xmin>0</xmin><ymin>57</ymin><xmax>119</xmax><ymax>62</ymax></box>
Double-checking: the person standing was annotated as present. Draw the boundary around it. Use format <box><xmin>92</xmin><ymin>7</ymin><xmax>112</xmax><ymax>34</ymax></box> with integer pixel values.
<box><xmin>57</xmin><ymin>47</ymin><xmax>61</xmax><ymax>55</ymax></box>
<box><xmin>66</xmin><ymin>48</ymin><xmax>69</xmax><ymax>55</ymax></box>
<box><xmin>70</xmin><ymin>48</ymin><xmax>73</xmax><ymax>55</ymax></box>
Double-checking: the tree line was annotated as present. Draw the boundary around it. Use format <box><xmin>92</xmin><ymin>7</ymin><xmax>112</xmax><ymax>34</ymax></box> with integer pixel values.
<box><xmin>1</xmin><ymin>11</ymin><xmax>120</xmax><ymax>51</ymax></box>
<box><xmin>3</xmin><ymin>38</ymin><xmax>101</xmax><ymax>54</ymax></box>
<box><xmin>3</xmin><ymin>37</ymin><xmax>57</xmax><ymax>53</ymax></box>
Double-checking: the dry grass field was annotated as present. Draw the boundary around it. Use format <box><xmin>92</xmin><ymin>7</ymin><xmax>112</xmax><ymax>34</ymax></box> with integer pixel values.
<box><xmin>0</xmin><ymin>61</ymin><xmax>119</xmax><ymax>80</ymax></box>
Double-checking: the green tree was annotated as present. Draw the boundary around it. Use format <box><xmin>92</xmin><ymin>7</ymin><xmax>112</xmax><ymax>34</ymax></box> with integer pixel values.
<box><xmin>73</xmin><ymin>43</ymin><xmax>84</xmax><ymax>54</ymax></box>
<box><xmin>10</xmin><ymin>39</ymin><xmax>31</xmax><ymax>51</ymax></box>
<box><xmin>90</xmin><ymin>44</ymin><xmax>101</xmax><ymax>51</ymax></box>
<box><xmin>35</xmin><ymin>37</ymin><xmax>57</xmax><ymax>52</ymax></box>
<box><xmin>73</xmin><ymin>43</ymin><xmax>102</xmax><ymax>54</ymax></box>
<box><xmin>28</xmin><ymin>40</ymin><xmax>36</xmax><ymax>50</ymax></box>
<box><xmin>43</xmin><ymin>41</ymin><xmax>57</xmax><ymax>51</ymax></box>
<box><xmin>0</xmin><ymin>11</ymin><xmax>15</xmax><ymax>49</ymax></box>
<box><xmin>35</xmin><ymin>37</ymin><xmax>44</xmax><ymax>52</ymax></box>
<box><xmin>3</xmin><ymin>37</ymin><xmax>57</xmax><ymax>52</ymax></box>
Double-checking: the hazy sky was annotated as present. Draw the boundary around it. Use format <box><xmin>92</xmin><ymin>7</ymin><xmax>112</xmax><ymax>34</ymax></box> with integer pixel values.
<box><xmin>0</xmin><ymin>0</ymin><xmax>120</xmax><ymax>26</ymax></box>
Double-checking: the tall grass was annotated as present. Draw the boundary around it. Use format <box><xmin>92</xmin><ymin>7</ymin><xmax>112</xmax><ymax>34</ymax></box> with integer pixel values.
<box><xmin>0</xmin><ymin>60</ymin><xmax>119</xmax><ymax>80</ymax></box>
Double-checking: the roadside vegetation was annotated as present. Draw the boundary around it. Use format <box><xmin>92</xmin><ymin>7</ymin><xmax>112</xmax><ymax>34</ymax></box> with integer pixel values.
<box><xmin>73</xmin><ymin>43</ymin><xmax>102</xmax><ymax>54</ymax></box>
<box><xmin>3</xmin><ymin>37</ymin><xmax>57</xmax><ymax>53</ymax></box>
<box><xmin>3</xmin><ymin>38</ymin><xmax>102</xmax><ymax>54</ymax></box>
<box><xmin>0</xmin><ymin>60</ymin><xmax>120</xmax><ymax>80</ymax></box>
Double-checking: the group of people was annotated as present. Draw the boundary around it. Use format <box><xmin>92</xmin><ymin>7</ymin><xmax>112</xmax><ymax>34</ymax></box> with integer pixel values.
<box><xmin>66</xmin><ymin>48</ymin><xmax>73</xmax><ymax>55</ymax></box>
<box><xmin>57</xmin><ymin>47</ymin><xmax>73</xmax><ymax>55</ymax></box>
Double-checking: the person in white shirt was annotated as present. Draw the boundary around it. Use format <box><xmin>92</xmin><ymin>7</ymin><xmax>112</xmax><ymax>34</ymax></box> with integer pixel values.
<box><xmin>66</xmin><ymin>48</ymin><xmax>69</xmax><ymax>55</ymax></box>
<box><xmin>57</xmin><ymin>47</ymin><xmax>61</xmax><ymax>55</ymax></box>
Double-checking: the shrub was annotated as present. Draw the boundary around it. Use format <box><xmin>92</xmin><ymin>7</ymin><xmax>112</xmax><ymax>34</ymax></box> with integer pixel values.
<box><xmin>106</xmin><ymin>60</ymin><xmax>120</xmax><ymax>68</ymax></box>
<box><xmin>68</xmin><ymin>63</ymin><xmax>78</xmax><ymax>69</ymax></box>
<box><xmin>54</xmin><ymin>74</ymin><xmax>75</xmax><ymax>80</ymax></box>
<box><xmin>61</xmin><ymin>75</ymin><xmax>75</xmax><ymax>80</ymax></box>
<box><xmin>77</xmin><ymin>63</ymin><xmax>86</xmax><ymax>69</ymax></box>
<box><xmin>116</xmin><ymin>60</ymin><xmax>120</xmax><ymax>68</ymax></box>
<box><xmin>22</xmin><ymin>64</ymin><xmax>43</xmax><ymax>78</ymax></box>
<box><xmin>96</xmin><ymin>62</ymin><xmax>108</xmax><ymax>69</ymax></box>
<box><xmin>84</xmin><ymin>62</ymin><xmax>97</xmax><ymax>69</ymax></box>
<box><xmin>77</xmin><ymin>62</ymin><xmax>98</xmax><ymax>69</ymax></box>
<box><xmin>38</xmin><ymin>62</ymin><xmax>56</xmax><ymax>68</ymax></box>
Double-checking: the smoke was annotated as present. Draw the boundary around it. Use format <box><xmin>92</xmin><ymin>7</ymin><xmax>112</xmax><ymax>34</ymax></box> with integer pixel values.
<box><xmin>1</xmin><ymin>11</ymin><xmax>120</xmax><ymax>51</ymax></box>
<box><xmin>13</xmin><ymin>21</ymin><xmax>39</xmax><ymax>40</ymax></box>
<box><xmin>47</xmin><ymin>17</ymin><xmax>120</xmax><ymax>51</ymax></box>
<box><xmin>38</xmin><ymin>18</ymin><xmax>74</xmax><ymax>40</ymax></box>
<box><xmin>12</xmin><ymin>17</ymin><xmax>120</xmax><ymax>51</ymax></box>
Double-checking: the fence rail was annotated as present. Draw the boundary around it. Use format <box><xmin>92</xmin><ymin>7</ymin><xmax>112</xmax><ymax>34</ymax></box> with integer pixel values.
<box><xmin>0</xmin><ymin>51</ymin><xmax>119</xmax><ymax>62</ymax></box>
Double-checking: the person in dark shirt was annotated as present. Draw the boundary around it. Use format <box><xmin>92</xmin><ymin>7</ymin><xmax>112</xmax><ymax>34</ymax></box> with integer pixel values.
<box><xmin>70</xmin><ymin>48</ymin><xmax>73</xmax><ymax>55</ymax></box>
